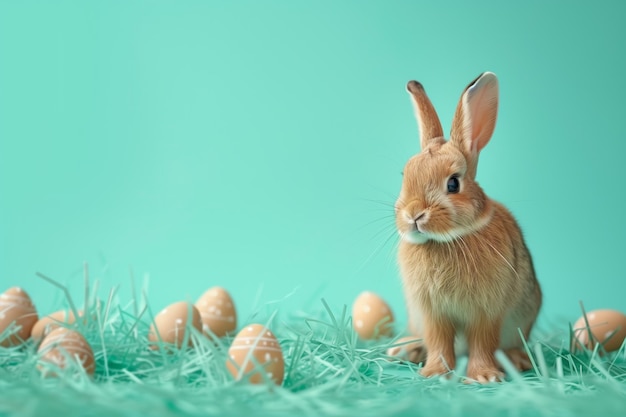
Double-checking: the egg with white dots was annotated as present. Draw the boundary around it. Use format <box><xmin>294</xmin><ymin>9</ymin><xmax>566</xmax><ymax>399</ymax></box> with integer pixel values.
<box><xmin>148</xmin><ymin>301</ymin><xmax>202</xmax><ymax>350</ymax></box>
<box><xmin>0</xmin><ymin>286</ymin><xmax>39</xmax><ymax>347</ymax></box>
<box><xmin>195</xmin><ymin>286</ymin><xmax>237</xmax><ymax>338</ymax></box>
<box><xmin>227</xmin><ymin>323</ymin><xmax>284</xmax><ymax>385</ymax></box>
<box><xmin>352</xmin><ymin>291</ymin><xmax>394</xmax><ymax>340</ymax></box>
<box><xmin>573</xmin><ymin>309</ymin><xmax>626</xmax><ymax>352</ymax></box>
<box><xmin>37</xmin><ymin>327</ymin><xmax>95</xmax><ymax>376</ymax></box>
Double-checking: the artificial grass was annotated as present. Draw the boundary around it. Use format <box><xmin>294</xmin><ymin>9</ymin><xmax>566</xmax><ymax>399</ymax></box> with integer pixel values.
<box><xmin>1</xmin><ymin>272</ymin><xmax>625</xmax><ymax>417</ymax></box>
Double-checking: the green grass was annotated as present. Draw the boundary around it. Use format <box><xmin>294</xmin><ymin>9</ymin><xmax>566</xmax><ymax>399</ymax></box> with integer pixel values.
<box><xmin>1</xmin><ymin>273</ymin><xmax>625</xmax><ymax>417</ymax></box>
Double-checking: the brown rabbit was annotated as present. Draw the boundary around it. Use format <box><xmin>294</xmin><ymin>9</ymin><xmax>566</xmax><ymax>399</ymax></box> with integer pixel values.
<box><xmin>388</xmin><ymin>72</ymin><xmax>542</xmax><ymax>383</ymax></box>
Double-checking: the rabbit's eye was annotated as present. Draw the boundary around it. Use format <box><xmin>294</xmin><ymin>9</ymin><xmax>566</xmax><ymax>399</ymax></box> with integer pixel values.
<box><xmin>447</xmin><ymin>176</ymin><xmax>460</xmax><ymax>194</ymax></box>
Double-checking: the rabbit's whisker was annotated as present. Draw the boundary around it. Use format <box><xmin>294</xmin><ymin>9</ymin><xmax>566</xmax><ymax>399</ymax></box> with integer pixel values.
<box><xmin>358</xmin><ymin>198</ymin><xmax>398</xmax><ymax>208</ymax></box>
<box><xmin>366</xmin><ymin>222</ymin><xmax>400</xmax><ymax>243</ymax></box>
<box><xmin>387</xmin><ymin>231</ymin><xmax>403</xmax><ymax>266</ymax></box>
<box><xmin>354</xmin><ymin>227</ymin><xmax>399</xmax><ymax>274</ymax></box>
<box><xmin>444</xmin><ymin>238</ymin><xmax>456</xmax><ymax>276</ymax></box>
<box><xmin>352</xmin><ymin>216</ymin><xmax>397</xmax><ymax>235</ymax></box>
<box><xmin>479</xmin><ymin>238</ymin><xmax>520</xmax><ymax>280</ymax></box>
<box><xmin>455</xmin><ymin>237</ymin><xmax>471</xmax><ymax>274</ymax></box>
<box><xmin>457</xmin><ymin>236</ymin><xmax>478</xmax><ymax>277</ymax></box>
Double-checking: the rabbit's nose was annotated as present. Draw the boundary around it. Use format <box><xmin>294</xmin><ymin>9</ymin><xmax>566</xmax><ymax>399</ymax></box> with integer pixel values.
<box><xmin>413</xmin><ymin>212</ymin><xmax>427</xmax><ymax>231</ymax></box>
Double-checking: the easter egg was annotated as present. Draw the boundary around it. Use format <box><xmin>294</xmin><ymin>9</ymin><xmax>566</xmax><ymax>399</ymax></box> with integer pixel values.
<box><xmin>148</xmin><ymin>301</ymin><xmax>202</xmax><ymax>349</ymax></box>
<box><xmin>227</xmin><ymin>324</ymin><xmax>284</xmax><ymax>385</ymax></box>
<box><xmin>195</xmin><ymin>287</ymin><xmax>237</xmax><ymax>338</ymax></box>
<box><xmin>0</xmin><ymin>287</ymin><xmax>39</xmax><ymax>347</ymax></box>
<box><xmin>38</xmin><ymin>327</ymin><xmax>95</xmax><ymax>376</ymax></box>
<box><xmin>31</xmin><ymin>310</ymin><xmax>79</xmax><ymax>343</ymax></box>
<box><xmin>573</xmin><ymin>309</ymin><xmax>626</xmax><ymax>352</ymax></box>
<box><xmin>352</xmin><ymin>291</ymin><xmax>394</xmax><ymax>340</ymax></box>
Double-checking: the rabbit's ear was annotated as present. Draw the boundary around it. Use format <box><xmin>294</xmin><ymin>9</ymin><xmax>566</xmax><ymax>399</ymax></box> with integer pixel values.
<box><xmin>450</xmin><ymin>72</ymin><xmax>499</xmax><ymax>175</ymax></box>
<box><xmin>407</xmin><ymin>80</ymin><xmax>444</xmax><ymax>150</ymax></box>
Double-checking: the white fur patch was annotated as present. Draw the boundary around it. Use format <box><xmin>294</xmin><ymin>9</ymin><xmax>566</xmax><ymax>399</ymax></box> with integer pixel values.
<box><xmin>450</xmin><ymin>209</ymin><xmax>493</xmax><ymax>238</ymax></box>
<box><xmin>401</xmin><ymin>231</ymin><xmax>430</xmax><ymax>244</ymax></box>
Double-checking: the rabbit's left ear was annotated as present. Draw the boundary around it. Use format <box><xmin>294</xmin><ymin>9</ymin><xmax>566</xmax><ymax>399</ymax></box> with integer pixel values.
<box><xmin>450</xmin><ymin>72</ymin><xmax>499</xmax><ymax>174</ymax></box>
<box><xmin>407</xmin><ymin>80</ymin><xmax>444</xmax><ymax>150</ymax></box>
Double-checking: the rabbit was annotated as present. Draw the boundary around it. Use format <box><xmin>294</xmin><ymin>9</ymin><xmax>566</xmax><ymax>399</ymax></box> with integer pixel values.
<box><xmin>386</xmin><ymin>72</ymin><xmax>542</xmax><ymax>383</ymax></box>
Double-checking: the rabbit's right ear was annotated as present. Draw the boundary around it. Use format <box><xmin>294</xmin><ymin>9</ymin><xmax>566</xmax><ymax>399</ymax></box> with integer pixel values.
<box><xmin>450</xmin><ymin>72</ymin><xmax>499</xmax><ymax>178</ymax></box>
<box><xmin>407</xmin><ymin>80</ymin><xmax>444</xmax><ymax>150</ymax></box>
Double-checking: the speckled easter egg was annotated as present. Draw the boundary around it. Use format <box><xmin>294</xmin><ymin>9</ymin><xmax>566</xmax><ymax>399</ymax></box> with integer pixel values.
<box><xmin>573</xmin><ymin>309</ymin><xmax>626</xmax><ymax>352</ymax></box>
<box><xmin>0</xmin><ymin>287</ymin><xmax>39</xmax><ymax>346</ymax></box>
<box><xmin>352</xmin><ymin>291</ymin><xmax>394</xmax><ymax>340</ymax></box>
<box><xmin>195</xmin><ymin>287</ymin><xmax>237</xmax><ymax>338</ymax></box>
<box><xmin>227</xmin><ymin>324</ymin><xmax>284</xmax><ymax>385</ymax></box>
<box><xmin>148</xmin><ymin>301</ymin><xmax>202</xmax><ymax>349</ymax></box>
<box><xmin>31</xmin><ymin>310</ymin><xmax>78</xmax><ymax>343</ymax></box>
<box><xmin>38</xmin><ymin>327</ymin><xmax>95</xmax><ymax>376</ymax></box>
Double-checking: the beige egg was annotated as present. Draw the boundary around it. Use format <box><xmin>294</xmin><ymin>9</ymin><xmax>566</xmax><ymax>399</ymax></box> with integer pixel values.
<box><xmin>195</xmin><ymin>286</ymin><xmax>237</xmax><ymax>338</ymax></box>
<box><xmin>352</xmin><ymin>291</ymin><xmax>394</xmax><ymax>340</ymax></box>
<box><xmin>0</xmin><ymin>287</ymin><xmax>39</xmax><ymax>347</ymax></box>
<box><xmin>227</xmin><ymin>324</ymin><xmax>284</xmax><ymax>385</ymax></box>
<box><xmin>573</xmin><ymin>309</ymin><xmax>626</xmax><ymax>352</ymax></box>
<box><xmin>148</xmin><ymin>301</ymin><xmax>202</xmax><ymax>349</ymax></box>
<box><xmin>31</xmin><ymin>310</ymin><xmax>79</xmax><ymax>343</ymax></box>
<box><xmin>38</xmin><ymin>327</ymin><xmax>95</xmax><ymax>376</ymax></box>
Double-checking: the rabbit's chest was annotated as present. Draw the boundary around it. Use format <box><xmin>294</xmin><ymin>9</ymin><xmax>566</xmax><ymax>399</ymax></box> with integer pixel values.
<box><xmin>399</xmin><ymin>240</ymin><xmax>513</xmax><ymax>318</ymax></box>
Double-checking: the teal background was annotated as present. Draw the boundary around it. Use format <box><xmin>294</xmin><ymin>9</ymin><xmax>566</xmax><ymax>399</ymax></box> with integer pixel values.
<box><xmin>1</xmin><ymin>1</ymin><xmax>624</xmax><ymax>330</ymax></box>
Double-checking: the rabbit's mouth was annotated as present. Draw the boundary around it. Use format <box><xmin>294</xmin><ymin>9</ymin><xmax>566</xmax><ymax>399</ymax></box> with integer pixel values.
<box><xmin>403</xmin><ymin>229</ymin><xmax>464</xmax><ymax>245</ymax></box>
<box><xmin>402</xmin><ymin>230</ymin><xmax>430</xmax><ymax>245</ymax></box>
<box><xmin>401</xmin><ymin>222</ymin><xmax>468</xmax><ymax>244</ymax></box>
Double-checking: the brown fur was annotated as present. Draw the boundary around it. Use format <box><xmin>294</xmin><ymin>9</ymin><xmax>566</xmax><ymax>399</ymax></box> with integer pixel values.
<box><xmin>389</xmin><ymin>73</ymin><xmax>542</xmax><ymax>383</ymax></box>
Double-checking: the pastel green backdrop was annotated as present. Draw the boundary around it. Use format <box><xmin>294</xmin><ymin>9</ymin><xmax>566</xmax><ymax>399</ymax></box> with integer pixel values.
<box><xmin>0</xmin><ymin>1</ymin><xmax>624</xmax><ymax>332</ymax></box>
